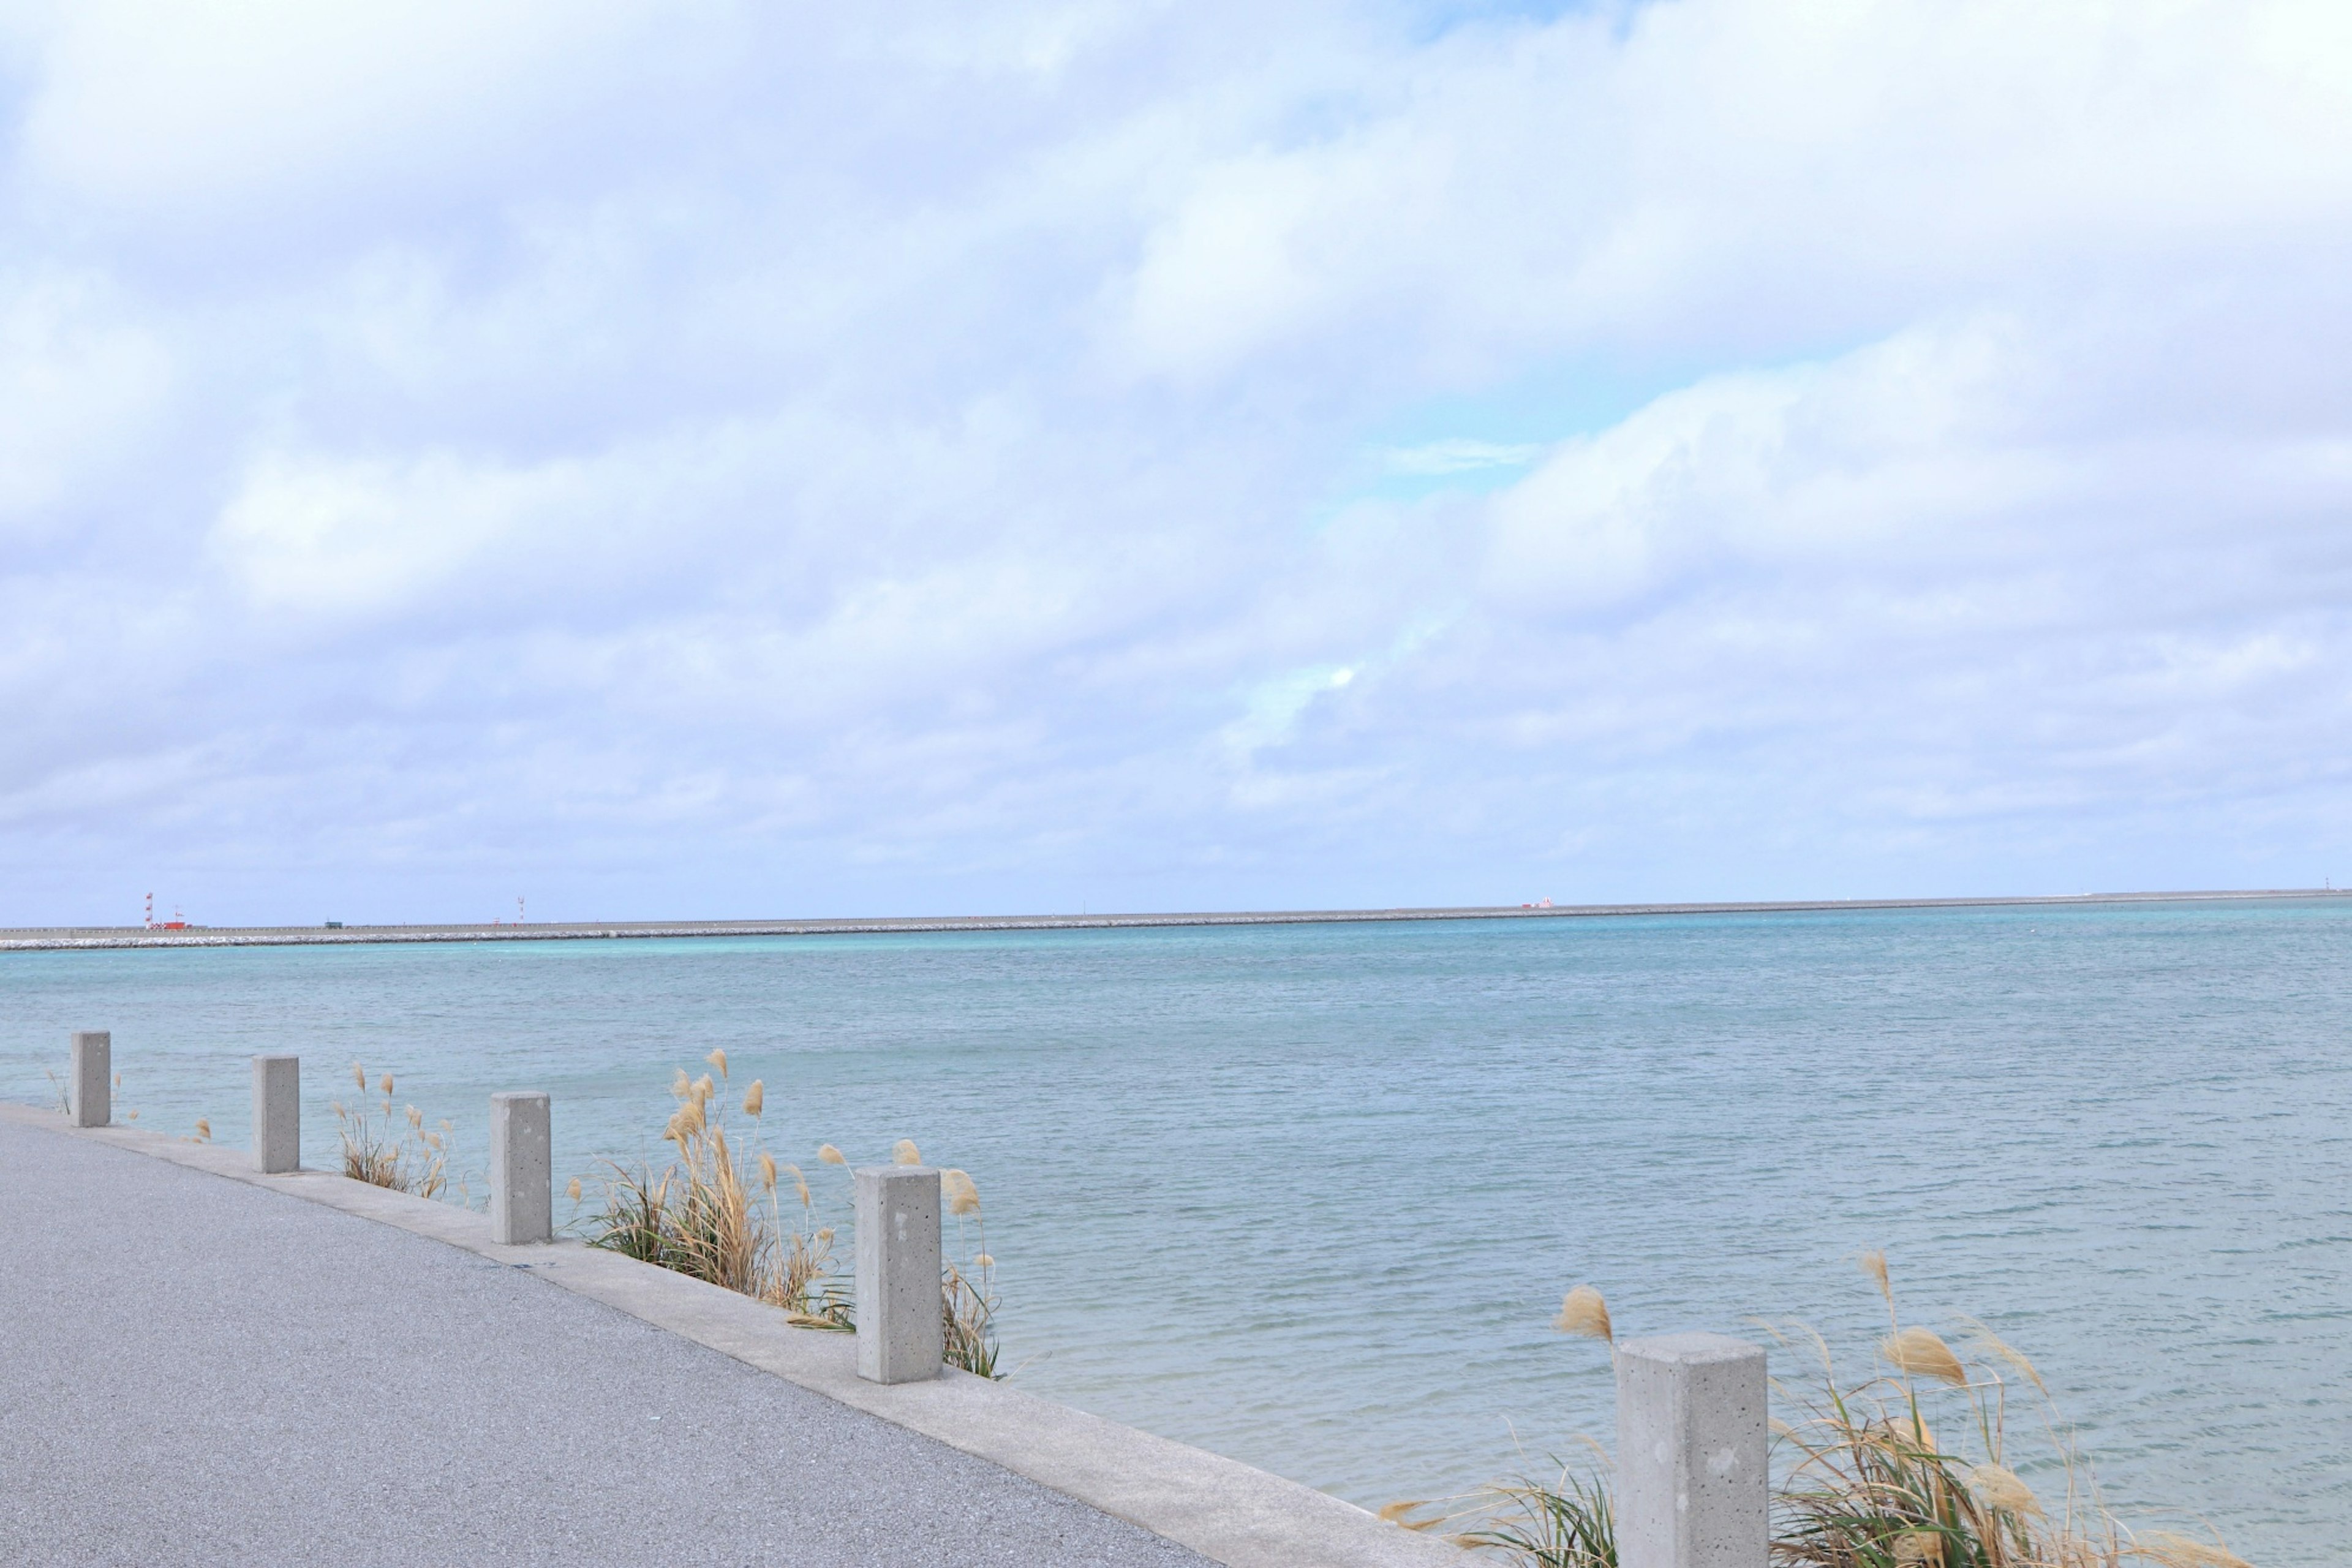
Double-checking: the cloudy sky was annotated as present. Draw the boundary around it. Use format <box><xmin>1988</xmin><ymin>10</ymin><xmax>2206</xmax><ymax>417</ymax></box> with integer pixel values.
<box><xmin>3</xmin><ymin>0</ymin><xmax>2350</xmax><ymax>925</ymax></box>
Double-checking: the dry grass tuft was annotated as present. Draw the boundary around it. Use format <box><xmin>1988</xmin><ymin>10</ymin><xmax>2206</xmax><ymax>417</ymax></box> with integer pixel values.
<box><xmin>2135</xmin><ymin>1534</ymin><xmax>2253</xmax><ymax>1568</ymax></box>
<box><xmin>333</xmin><ymin>1063</ymin><xmax>456</xmax><ymax>1199</ymax></box>
<box><xmin>1969</xmin><ymin>1464</ymin><xmax>2040</xmax><ymax>1516</ymax></box>
<box><xmin>1881</xmin><ymin>1327</ymin><xmax>1970</xmax><ymax>1389</ymax></box>
<box><xmin>939</xmin><ymin>1166</ymin><xmax>999</xmax><ymax>1378</ymax></box>
<box><xmin>1553</xmin><ymin>1284</ymin><xmax>1613</xmax><ymax>1342</ymax></box>
<box><xmin>581</xmin><ymin>1074</ymin><xmax>1006</xmax><ymax>1375</ymax></box>
<box><xmin>1959</xmin><ymin>1316</ymin><xmax>2048</xmax><ymax>1396</ymax></box>
<box><xmin>1452</xmin><ymin>1464</ymin><xmax>1616</xmax><ymax>1566</ymax></box>
<box><xmin>1449</xmin><ymin>1259</ymin><xmax>2253</xmax><ymax>1568</ymax></box>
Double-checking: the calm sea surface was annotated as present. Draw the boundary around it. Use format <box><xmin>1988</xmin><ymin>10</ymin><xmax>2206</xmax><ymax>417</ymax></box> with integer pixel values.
<box><xmin>3</xmin><ymin>900</ymin><xmax>2346</xmax><ymax>1564</ymax></box>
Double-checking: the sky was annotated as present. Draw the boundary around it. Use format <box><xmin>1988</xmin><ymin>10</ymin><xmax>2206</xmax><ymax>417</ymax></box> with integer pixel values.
<box><xmin>3</xmin><ymin>0</ymin><xmax>2351</xmax><ymax>925</ymax></box>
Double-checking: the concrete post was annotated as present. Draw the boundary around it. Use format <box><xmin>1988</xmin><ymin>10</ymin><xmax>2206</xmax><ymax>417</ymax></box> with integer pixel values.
<box><xmin>854</xmin><ymin>1164</ymin><xmax>943</xmax><ymax>1384</ymax></box>
<box><xmin>251</xmin><ymin>1055</ymin><xmax>300</xmax><ymax>1172</ymax></box>
<box><xmin>489</xmin><ymin>1091</ymin><xmax>552</xmax><ymax>1245</ymax></box>
<box><xmin>1616</xmin><ymin>1332</ymin><xmax>1770</xmax><ymax>1568</ymax></box>
<box><xmin>69</xmin><ymin>1031</ymin><xmax>110</xmax><ymax>1128</ymax></box>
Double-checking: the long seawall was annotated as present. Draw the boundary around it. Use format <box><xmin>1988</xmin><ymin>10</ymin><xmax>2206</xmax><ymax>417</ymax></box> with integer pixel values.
<box><xmin>1</xmin><ymin>887</ymin><xmax>2342</xmax><ymax>952</ymax></box>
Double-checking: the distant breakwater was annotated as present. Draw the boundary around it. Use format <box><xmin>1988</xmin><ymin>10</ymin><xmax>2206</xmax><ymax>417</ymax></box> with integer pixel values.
<box><xmin>2</xmin><ymin>888</ymin><xmax>2342</xmax><ymax>952</ymax></box>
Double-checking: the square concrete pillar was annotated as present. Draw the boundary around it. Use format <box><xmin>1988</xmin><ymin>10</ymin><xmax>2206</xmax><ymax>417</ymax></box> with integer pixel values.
<box><xmin>1616</xmin><ymin>1332</ymin><xmax>1769</xmax><ymax>1568</ymax></box>
<box><xmin>489</xmin><ymin>1091</ymin><xmax>552</xmax><ymax>1244</ymax></box>
<box><xmin>251</xmin><ymin>1055</ymin><xmax>300</xmax><ymax>1172</ymax></box>
<box><xmin>69</xmin><ymin>1031</ymin><xmax>110</xmax><ymax>1128</ymax></box>
<box><xmin>855</xmin><ymin>1164</ymin><xmax>943</xmax><ymax>1384</ymax></box>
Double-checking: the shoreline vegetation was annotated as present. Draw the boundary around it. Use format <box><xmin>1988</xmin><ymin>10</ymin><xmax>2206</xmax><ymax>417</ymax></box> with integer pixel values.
<box><xmin>573</xmin><ymin>1052</ymin><xmax>1000</xmax><ymax>1377</ymax></box>
<box><xmin>1390</xmin><ymin>1264</ymin><xmax>2253</xmax><ymax>1568</ymax></box>
<box><xmin>333</xmin><ymin>1063</ymin><xmax>463</xmax><ymax>1202</ymax></box>
<box><xmin>325</xmin><ymin>1052</ymin><xmax>1002</xmax><ymax>1377</ymax></box>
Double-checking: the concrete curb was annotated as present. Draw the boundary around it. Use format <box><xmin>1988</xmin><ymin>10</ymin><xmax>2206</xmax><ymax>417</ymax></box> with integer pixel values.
<box><xmin>0</xmin><ymin>1101</ymin><xmax>1461</xmax><ymax>1568</ymax></box>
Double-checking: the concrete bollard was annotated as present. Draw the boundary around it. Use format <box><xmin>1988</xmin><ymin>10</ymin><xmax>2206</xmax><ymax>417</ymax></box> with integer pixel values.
<box><xmin>1616</xmin><ymin>1332</ymin><xmax>1770</xmax><ymax>1568</ymax></box>
<box><xmin>251</xmin><ymin>1055</ymin><xmax>301</xmax><ymax>1173</ymax></box>
<box><xmin>69</xmin><ymin>1031</ymin><xmax>110</xmax><ymax>1128</ymax></box>
<box><xmin>854</xmin><ymin>1164</ymin><xmax>943</xmax><ymax>1384</ymax></box>
<box><xmin>489</xmin><ymin>1091</ymin><xmax>552</xmax><ymax>1245</ymax></box>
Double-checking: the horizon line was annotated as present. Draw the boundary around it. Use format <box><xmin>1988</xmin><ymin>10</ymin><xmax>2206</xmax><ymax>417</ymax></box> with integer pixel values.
<box><xmin>1</xmin><ymin>886</ymin><xmax>2343</xmax><ymax>952</ymax></box>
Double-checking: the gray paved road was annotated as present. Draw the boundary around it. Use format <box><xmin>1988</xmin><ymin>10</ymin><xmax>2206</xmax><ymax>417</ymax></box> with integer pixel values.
<box><xmin>0</xmin><ymin>1116</ymin><xmax>1213</xmax><ymax>1567</ymax></box>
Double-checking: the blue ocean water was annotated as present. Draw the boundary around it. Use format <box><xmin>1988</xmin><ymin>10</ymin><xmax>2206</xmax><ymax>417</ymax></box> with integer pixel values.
<box><xmin>3</xmin><ymin>899</ymin><xmax>2345</xmax><ymax>1565</ymax></box>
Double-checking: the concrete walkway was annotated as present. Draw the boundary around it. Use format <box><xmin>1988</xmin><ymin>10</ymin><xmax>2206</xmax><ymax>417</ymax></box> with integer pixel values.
<box><xmin>0</xmin><ymin>1115</ymin><xmax>1214</xmax><ymax>1567</ymax></box>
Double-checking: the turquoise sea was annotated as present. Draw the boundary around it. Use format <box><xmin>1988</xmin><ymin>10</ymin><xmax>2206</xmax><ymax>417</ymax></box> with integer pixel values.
<box><xmin>3</xmin><ymin>899</ymin><xmax>2346</xmax><ymax>1565</ymax></box>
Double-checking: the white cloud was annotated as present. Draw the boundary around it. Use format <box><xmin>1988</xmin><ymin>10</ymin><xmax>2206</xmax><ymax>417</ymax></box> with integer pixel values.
<box><xmin>0</xmin><ymin>273</ymin><xmax>170</xmax><ymax>533</ymax></box>
<box><xmin>1382</xmin><ymin>440</ymin><xmax>1540</xmax><ymax>477</ymax></box>
<box><xmin>8</xmin><ymin>1</ymin><xmax>666</xmax><ymax>214</ymax></box>
<box><xmin>210</xmin><ymin>451</ymin><xmax>568</xmax><ymax>616</ymax></box>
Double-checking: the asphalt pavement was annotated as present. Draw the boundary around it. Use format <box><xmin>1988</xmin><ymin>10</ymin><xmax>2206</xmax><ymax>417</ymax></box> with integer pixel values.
<box><xmin>0</xmin><ymin>1114</ymin><xmax>1213</xmax><ymax>1567</ymax></box>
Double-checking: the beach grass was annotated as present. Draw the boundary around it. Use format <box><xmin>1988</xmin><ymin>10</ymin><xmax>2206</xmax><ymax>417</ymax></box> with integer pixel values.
<box><xmin>940</xmin><ymin>1165</ymin><xmax>999</xmax><ymax>1378</ymax></box>
<box><xmin>1400</xmin><ymin>1257</ymin><xmax>2253</xmax><ymax>1568</ymax></box>
<box><xmin>332</xmin><ymin>1063</ymin><xmax>456</xmax><ymax>1199</ymax></box>
<box><xmin>581</xmin><ymin>1056</ymin><xmax>1000</xmax><ymax>1371</ymax></box>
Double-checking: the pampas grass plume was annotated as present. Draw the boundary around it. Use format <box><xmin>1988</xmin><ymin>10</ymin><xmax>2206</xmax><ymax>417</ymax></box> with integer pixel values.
<box><xmin>707</xmin><ymin>1048</ymin><xmax>729</xmax><ymax>1079</ymax></box>
<box><xmin>1891</xmin><ymin>1531</ymin><xmax>1944</xmax><ymax>1567</ymax></box>
<box><xmin>1960</xmin><ymin>1316</ymin><xmax>2048</xmax><ymax>1393</ymax></box>
<box><xmin>2136</xmin><ymin>1533</ymin><xmax>2254</xmax><ymax>1568</ymax></box>
<box><xmin>1883</xmin><ymin>1326</ymin><xmax>1968</xmax><ymax>1386</ymax></box>
<box><xmin>742</xmin><ymin>1080</ymin><xmax>764</xmax><ymax>1117</ymax></box>
<box><xmin>567</xmin><ymin>1176</ymin><xmax>583</xmax><ymax>1202</ymax></box>
<box><xmin>943</xmin><ymin>1168</ymin><xmax>981</xmax><ymax>1215</ymax></box>
<box><xmin>759</xmin><ymin>1152</ymin><xmax>778</xmax><ymax>1192</ymax></box>
<box><xmin>894</xmin><ymin>1139</ymin><xmax>921</xmax><ymax>1165</ymax></box>
<box><xmin>818</xmin><ymin>1143</ymin><xmax>845</xmax><ymax>1165</ymax></box>
<box><xmin>1967</xmin><ymin>1463</ymin><xmax>2038</xmax><ymax>1514</ymax></box>
<box><xmin>1553</xmin><ymin>1284</ymin><xmax>1612</xmax><ymax>1341</ymax></box>
<box><xmin>1859</xmin><ymin>1249</ymin><xmax>1891</xmax><ymax>1303</ymax></box>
